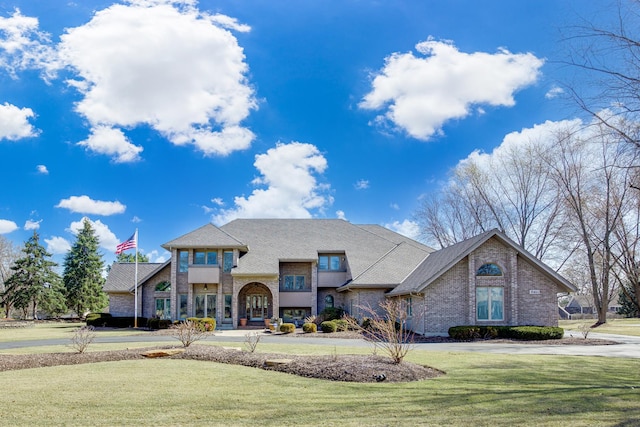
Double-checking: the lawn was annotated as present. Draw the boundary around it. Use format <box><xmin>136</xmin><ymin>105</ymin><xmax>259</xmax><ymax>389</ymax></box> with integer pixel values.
<box><xmin>0</xmin><ymin>343</ymin><xmax>638</xmax><ymax>426</ymax></box>
<box><xmin>560</xmin><ymin>318</ymin><xmax>640</xmax><ymax>337</ymax></box>
<box><xmin>0</xmin><ymin>321</ymin><xmax>149</xmax><ymax>341</ymax></box>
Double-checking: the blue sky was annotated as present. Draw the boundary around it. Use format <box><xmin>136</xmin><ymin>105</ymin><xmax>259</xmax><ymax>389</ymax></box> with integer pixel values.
<box><xmin>0</xmin><ymin>0</ymin><xmax>608</xmax><ymax>266</ymax></box>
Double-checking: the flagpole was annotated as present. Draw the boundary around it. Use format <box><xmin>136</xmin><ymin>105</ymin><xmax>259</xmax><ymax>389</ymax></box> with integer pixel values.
<box><xmin>134</xmin><ymin>228</ymin><xmax>139</xmax><ymax>328</ymax></box>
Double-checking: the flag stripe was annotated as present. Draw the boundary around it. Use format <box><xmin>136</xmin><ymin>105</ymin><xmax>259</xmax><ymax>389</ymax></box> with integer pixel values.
<box><xmin>115</xmin><ymin>232</ymin><xmax>137</xmax><ymax>254</ymax></box>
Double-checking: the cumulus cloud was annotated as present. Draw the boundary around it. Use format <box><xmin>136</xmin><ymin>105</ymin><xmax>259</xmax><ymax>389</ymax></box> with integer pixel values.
<box><xmin>0</xmin><ymin>219</ymin><xmax>18</xmax><ymax>234</ymax></box>
<box><xmin>0</xmin><ymin>102</ymin><xmax>38</xmax><ymax>141</ymax></box>
<box><xmin>336</xmin><ymin>210</ymin><xmax>347</xmax><ymax>220</ymax></box>
<box><xmin>57</xmin><ymin>1</ymin><xmax>256</xmax><ymax>159</ymax></box>
<box><xmin>354</xmin><ymin>179</ymin><xmax>369</xmax><ymax>190</ymax></box>
<box><xmin>56</xmin><ymin>195</ymin><xmax>126</xmax><ymax>215</ymax></box>
<box><xmin>36</xmin><ymin>164</ymin><xmax>48</xmax><ymax>174</ymax></box>
<box><xmin>545</xmin><ymin>86</ymin><xmax>564</xmax><ymax>99</ymax></box>
<box><xmin>385</xmin><ymin>219</ymin><xmax>420</xmax><ymax>241</ymax></box>
<box><xmin>146</xmin><ymin>249</ymin><xmax>170</xmax><ymax>263</ymax></box>
<box><xmin>214</xmin><ymin>142</ymin><xmax>331</xmax><ymax>224</ymax></box>
<box><xmin>44</xmin><ymin>236</ymin><xmax>71</xmax><ymax>254</ymax></box>
<box><xmin>77</xmin><ymin>126</ymin><xmax>143</xmax><ymax>163</ymax></box>
<box><xmin>68</xmin><ymin>217</ymin><xmax>119</xmax><ymax>252</ymax></box>
<box><xmin>24</xmin><ymin>219</ymin><xmax>41</xmax><ymax>230</ymax></box>
<box><xmin>360</xmin><ymin>37</ymin><xmax>544</xmax><ymax>140</ymax></box>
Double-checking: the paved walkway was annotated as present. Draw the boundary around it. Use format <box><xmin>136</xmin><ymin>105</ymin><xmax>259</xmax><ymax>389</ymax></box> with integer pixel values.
<box><xmin>2</xmin><ymin>329</ymin><xmax>639</xmax><ymax>358</ymax></box>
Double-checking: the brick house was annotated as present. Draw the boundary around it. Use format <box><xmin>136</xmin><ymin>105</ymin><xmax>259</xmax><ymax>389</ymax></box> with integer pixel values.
<box><xmin>103</xmin><ymin>219</ymin><xmax>575</xmax><ymax>333</ymax></box>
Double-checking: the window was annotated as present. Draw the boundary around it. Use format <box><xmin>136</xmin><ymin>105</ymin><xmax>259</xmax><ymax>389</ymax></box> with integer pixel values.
<box><xmin>194</xmin><ymin>294</ymin><xmax>216</xmax><ymax>319</ymax></box>
<box><xmin>281</xmin><ymin>275</ymin><xmax>306</xmax><ymax>291</ymax></box>
<box><xmin>325</xmin><ymin>294</ymin><xmax>334</xmax><ymax>308</ymax></box>
<box><xmin>178</xmin><ymin>294</ymin><xmax>188</xmax><ymax>320</ymax></box>
<box><xmin>224</xmin><ymin>294</ymin><xmax>232</xmax><ymax>321</ymax></box>
<box><xmin>206</xmin><ymin>251</ymin><xmax>218</xmax><ymax>265</ymax></box>
<box><xmin>476</xmin><ymin>287</ymin><xmax>504</xmax><ymax>320</ymax></box>
<box><xmin>179</xmin><ymin>251</ymin><xmax>188</xmax><ymax>273</ymax></box>
<box><xmin>223</xmin><ymin>251</ymin><xmax>234</xmax><ymax>272</ymax></box>
<box><xmin>194</xmin><ymin>250</ymin><xmax>206</xmax><ymax>265</ymax></box>
<box><xmin>405</xmin><ymin>297</ymin><xmax>413</xmax><ymax>317</ymax></box>
<box><xmin>194</xmin><ymin>250</ymin><xmax>218</xmax><ymax>265</ymax></box>
<box><xmin>476</xmin><ymin>263</ymin><xmax>503</xmax><ymax>276</ymax></box>
<box><xmin>280</xmin><ymin>308</ymin><xmax>310</xmax><ymax>326</ymax></box>
<box><xmin>155</xmin><ymin>298</ymin><xmax>171</xmax><ymax>319</ymax></box>
<box><xmin>318</xmin><ymin>255</ymin><xmax>343</xmax><ymax>271</ymax></box>
<box><xmin>155</xmin><ymin>281</ymin><xmax>171</xmax><ymax>292</ymax></box>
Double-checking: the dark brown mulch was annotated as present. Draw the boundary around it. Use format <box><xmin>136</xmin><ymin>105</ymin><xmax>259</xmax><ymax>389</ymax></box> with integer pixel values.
<box><xmin>0</xmin><ymin>345</ymin><xmax>443</xmax><ymax>383</ymax></box>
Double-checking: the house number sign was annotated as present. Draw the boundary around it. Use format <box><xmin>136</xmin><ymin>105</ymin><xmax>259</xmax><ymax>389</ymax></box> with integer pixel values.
<box><xmin>529</xmin><ymin>290</ymin><xmax>541</xmax><ymax>295</ymax></box>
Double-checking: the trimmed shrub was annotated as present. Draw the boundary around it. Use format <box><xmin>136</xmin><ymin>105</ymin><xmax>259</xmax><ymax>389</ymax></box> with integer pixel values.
<box><xmin>85</xmin><ymin>313</ymin><xmax>111</xmax><ymax>327</ymax></box>
<box><xmin>148</xmin><ymin>318</ymin><xmax>172</xmax><ymax>330</ymax></box>
<box><xmin>320</xmin><ymin>320</ymin><xmax>337</xmax><ymax>333</ymax></box>
<box><xmin>334</xmin><ymin>319</ymin><xmax>348</xmax><ymax>332</ymax></box>
<box><xmin>319</xmin><ymin>307</ymin><xmax>345</xmax><ymax>321</ymax></box>
<box><xmin>86</xmin><ymin>312</ymin><xmax>111</xmax><ymax>322</ymax></box>
<box><xmin>279</xmin><ymin>323</ymin><xmax>296</xmax><ymax>334</ymax></box>
<box><xmin>448</xmin><ymin>325</ymin><xmax>563</xmax><ymax>341</ymax></box>
<box><xmin>302</xmin><ymin>322</ymin><xmax>317</xmax><ymax>333</ymax></box>
<box><xmin>86</xmin><ymin>315</ymin><xmax>146</xmax><ymax>328</ymax></box>
<box><xmin>187</xmin><ymin>317</ymin><xmax>216</xmax><ymax>331</ymax></box>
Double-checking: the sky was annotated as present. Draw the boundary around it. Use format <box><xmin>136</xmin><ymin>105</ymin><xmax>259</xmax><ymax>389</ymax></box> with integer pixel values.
<box><xmin>0</xmin><ymin>0</ymin><xmax>613</xmax><ymax>267</ymax></box>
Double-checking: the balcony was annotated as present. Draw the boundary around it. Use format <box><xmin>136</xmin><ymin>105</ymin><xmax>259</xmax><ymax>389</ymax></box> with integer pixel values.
<box><xmin>188</xmin><ymin>265</ymin><xmax>220</xmax><ymax>284</ymax></box>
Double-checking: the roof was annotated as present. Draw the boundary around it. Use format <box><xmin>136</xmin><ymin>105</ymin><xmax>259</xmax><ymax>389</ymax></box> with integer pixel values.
<box><xmin>219</xmin><ymin>219</ymin><xmax>434</xmax><ymax>283</ymax></box>
<box><xmin>388</xmin><ymin>228</ymin><xmax>576</xmax><ymax>296</ymax></box>
<box><xmin>162</xmin><ymin>223</ymin><xmax>246</xmax><ymax>250</ymax></box>
<box><xmin>103</xmin><ymin>262</ymin><xmax>167</xmax><ymax>292</ymax></box>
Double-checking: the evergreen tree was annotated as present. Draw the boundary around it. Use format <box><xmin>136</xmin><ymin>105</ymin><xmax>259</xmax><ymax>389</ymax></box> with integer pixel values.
<box><xmin>2</xmin><ymin>231</ymin><xmax>61</xmax><ymax>319</ymax></box>
<box><xmin>116</xmin><ymin>252</ymin><xmax>149</xmax><ymax>263</ymax></box>
<box><xmin>63</xmin><ymin>219</ymin><xmax>108</xmax><ymax>316</ymax></box>
<box><xmin>618</xmin><ymin>284</ymin><xmax>639</xmax><ymax>318</ymax></box>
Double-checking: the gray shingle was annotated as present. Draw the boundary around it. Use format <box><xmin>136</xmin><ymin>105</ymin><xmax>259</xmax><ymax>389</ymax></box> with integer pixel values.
<box><xmin>162</xmin><ymin>223</ymin><xmax>245</xmax><ymax>249</ymax></box>
<box><xmin>104</xmin><ymin>262</ymin><xmax>166</xmax><ymax>292</ymax></box>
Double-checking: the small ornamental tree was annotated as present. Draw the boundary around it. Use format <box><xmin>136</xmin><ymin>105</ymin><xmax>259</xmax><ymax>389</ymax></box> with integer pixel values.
<box><xmin>63</xmin><ymin>219</ymin><xmax>108</xmax><ymax>317</ymax></box>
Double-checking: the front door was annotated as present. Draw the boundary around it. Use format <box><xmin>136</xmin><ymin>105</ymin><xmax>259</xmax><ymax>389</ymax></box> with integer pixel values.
<box><xmin>247</xmin><ymin>294</ymin><xmax>268</xmax><ymax>321</ymax></box>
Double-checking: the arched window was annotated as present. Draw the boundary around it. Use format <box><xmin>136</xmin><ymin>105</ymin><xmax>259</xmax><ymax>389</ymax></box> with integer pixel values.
<box><xmin>325</xmin><ymin>295</ymin><xmax>334</xmax><ymax>308</ymax></box>
<box><xmin>155</xmin><ymin>281</ymin><xmax>171</xmax><ymax>292</ymax></box>
<box><xmin>476</xmin><ymin>263</ymin><xmax>502</xmax><ymax>277</ymax></box>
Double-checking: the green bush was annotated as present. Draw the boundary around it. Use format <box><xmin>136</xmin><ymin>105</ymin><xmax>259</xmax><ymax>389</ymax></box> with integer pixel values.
<box><xmin>148</xmin><ymin>318</ymin><xmax>172</xmax><ymax>330</ymax></box>
<box><xmin>187</xmin><ymin>317</ymin><xmax>216</xmax><ymax>331</ymax></box>
<box><xmin>302</xmin><ymin>322</ymin><xmax>317</xmax><ymax>333</ymax></box>
<box><xmin>279</xmin><ymin>323</ymin><xmax>296</xmax><ymax>334</ymax></box>
<box><xmin>85</xmin><ymin>313</ymin><xmax>112</xmax><ymax>326</ymax></box>
<box><xmin>320</xmin><ymin>320</ymin><xmax>337</xmax><ymax>333</ymax></box>
<box><xmin>86</xmin><ymin>316</ymin><xmax>147</xmax><ymax>328</ymax></box>
<box><xmin>319</xmin><ymin>307</ymin><xmax>345</xmax><ymax>321</ymax></box>
<box><xmin>448</xmin><ymin>325</ymin><xmax>563</xmax><ymax>341</ymax></box>
<box><xmin>334</xmin><ymin>319</ymin><xmax>348</xmax><ymax>332</ymax></box>
<box><xmin>85</xmin><ymin>312</ymin><xmax>111</xmax><ymax>322</ymax></box>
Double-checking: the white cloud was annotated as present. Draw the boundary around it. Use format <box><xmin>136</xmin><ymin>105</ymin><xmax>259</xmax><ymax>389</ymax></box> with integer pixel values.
<box><xmin>385</xmin><ymin>219</ymin><xmax>420</xmax><ymax>241</ymax></box>
<box><xmin>360</xmin><ymin>37</ymin><xmax>544</xmax><ymax>140</ymax></box>
<box><xmin>336</xmin><ymin>210</ymin><xmax>347</xmax><ymax>220</ymax></box>
<box><xmin>57</xmin><ymin>1</ymin><xmax>257</xmax><ymax>158</ymax></box>
<box><xmin>0</xmin><ymin>102</ymin><xmax>38</xmax><ymax>141</ymax></box>
<box><xmin>211</xmin><ymin>197</ymin><xmax>225</xmax><ymax>206</ymax></box>
<box><xmin>44</xmin><ymin>236</ymin><xmax>71</xmax><ymax>254</ymax></box>
<box><xmin>354</xmin><ymin>179</ymin><xmax>369</xmax><ymax>190</ymax></box>
<box><xmin>77</xmin><ymin>126</ymin><xmax>143</xmax><ymax>163</ymax></box>
<box><xmin>545</xmin><ymin>86</ymin><xmax>564</xmax><ymax>99</ymax></box>
<box><xmin>36</xmin><ymin>164</ymin><xmax>48</xmax><ymax>174</ymax></box>
<box><xmin>214</xmin><ymin>141</ymin><xmax>331</xmax><ymax>224</ymax></box>
<box><xmin>68</xmin><ymin>217</ymin><xmax>119</xmax><ymax>252</ymax></box>
<box><xmin>24</xmin><ymin>219</ymin><xmax>41</xmax><ymax>230</ymax></box>
<box><xmin>0</xmin><ymin>9</ymin><xmax>59</xmax><ymax>79</ymax></box>
<box><xmin>131</xmin><ymin>215</ymin><xmax>142</xmax><ymax>223</ymax></box>
<box><xmin>0</xmin><ymin>219</ymin><xmax>18</xmax><ymax>234</ymax></box>
<box><xmin>390</xmin><ymin>203</ymin><xmax>400</xmax><ymax>210</ymax></box>
<box><xmin>146</xmin><ymin>249</ymin><xmax>169</xmax><ymax>263</ymax></box>
<box><xmin>56</xmin><ymin>195</ymin><xmax>126</xmax><ymax>215</ymax></box>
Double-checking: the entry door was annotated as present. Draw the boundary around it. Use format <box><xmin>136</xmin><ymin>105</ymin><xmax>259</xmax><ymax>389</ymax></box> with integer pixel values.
<box><xmin>247</xmin><ymin>294</ymin><xmax>268</xmax><ymax>321</ymax></box>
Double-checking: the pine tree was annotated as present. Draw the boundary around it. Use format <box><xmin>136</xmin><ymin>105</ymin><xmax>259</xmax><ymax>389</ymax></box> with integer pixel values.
<box><xmin>618</xmin><ymin>284</ymin><xmax>639</xmax><ymax>318</ymax></box>
<box><xmin>2</xmin><ymin>231</ymin><xmax>61</xmax><ymax>319</ymax></box>
<box><xmin>63</xmin><ymin>218</ymin><xmax>108</xmax><ymax>316</ymax></box>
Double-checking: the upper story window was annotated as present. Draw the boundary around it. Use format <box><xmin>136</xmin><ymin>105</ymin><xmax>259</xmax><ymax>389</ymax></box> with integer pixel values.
<box><xmin>318</xmin><ymin>255</ymin><xmax>344</xmax><ymax>271</ymax></box>
<box><xmin>223</xmin><ymin>251</ymin><xmax>234</xmax><ymax>273</ymax></box>
<box><xmin>194</xmin><ymin>250</ymin><xmax>218</xmax><ymax>265</ymax></box>
<box><xmin>155</xmin><ymin>281</ymin><xmax>171</xmax><ymax>292</ymax></box>
<box><xmin>281</xmin><ymin>275</ymin><xmax>308</xmax><ymax>291</ymax></box>
<box><xmin>476</xmin><ymin>263</ymin><xmax>503</xmax><ymax>276</ymax></box>
<box><xmin>325</xmin><ymin>294</ymin><xmax>334</xmax><ymax>308</ymax></box>
<box><xmin>178</xmin><ymin>250</ymin><xmax>188</xmax><ymax>273</ymax></box>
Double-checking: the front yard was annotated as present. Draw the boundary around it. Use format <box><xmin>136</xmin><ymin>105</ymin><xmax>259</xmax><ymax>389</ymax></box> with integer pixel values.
<box><xmin>560</xmin><ymin>318</ymin><xmax>640</xmax><ymax>337</ymax></box>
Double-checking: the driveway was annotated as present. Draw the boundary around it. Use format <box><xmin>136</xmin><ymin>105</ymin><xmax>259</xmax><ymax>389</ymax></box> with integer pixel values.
<box><xmin>1</xmin><ymin>329</ymin><xmax>639</xmax><ymax>358</ymax></box>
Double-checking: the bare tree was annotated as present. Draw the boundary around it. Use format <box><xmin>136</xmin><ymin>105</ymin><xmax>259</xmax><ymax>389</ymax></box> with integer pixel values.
<box><xmin>0</xmin><ymin>236</ymin><xmax>20</xmax><ymax>317</ymax></box>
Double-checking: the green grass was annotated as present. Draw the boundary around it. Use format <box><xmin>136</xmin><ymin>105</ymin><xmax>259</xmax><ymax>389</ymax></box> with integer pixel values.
<box><xmin>560</xmin><ymin>318</ymin><xmax>640</xmax><ymax>337</ymax></box>
<box><xmin>0</xmin><ymin>343</ymin><xmax>639</xmax><ymax>426</ymax></box>
<box><xmin>0</xmin><ymin>321</ymin><xmax>149</xmax><ymax>341</ymax></box>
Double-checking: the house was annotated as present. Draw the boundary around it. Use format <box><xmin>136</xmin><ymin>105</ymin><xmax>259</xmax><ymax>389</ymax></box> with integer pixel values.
<box><xmin>564</xmin><ymin>294</ymin><xmax>621</xmax><ymax>318</ymax></box>
<box><xmin>104</xmin><ymin>219</ymin><xmax>576</xmax><ymax>334</ymax></box>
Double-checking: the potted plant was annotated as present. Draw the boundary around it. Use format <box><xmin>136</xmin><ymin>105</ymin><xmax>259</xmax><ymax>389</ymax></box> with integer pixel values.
<box><xmin>239</xmin><ymin>317</ymin><xmax>247</xmax><ymax>326</ymax></box>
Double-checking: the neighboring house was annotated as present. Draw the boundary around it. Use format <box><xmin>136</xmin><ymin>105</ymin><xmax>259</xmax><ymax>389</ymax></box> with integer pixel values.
<box><xmin>564</xmin><ymin>294</ymin><xmax>621</xmax><ymax>317</ymax></box>
<box><xmin>103</xmin><ymin>219</ymin><xmax>576</xmax><ymax>334</ymax></box>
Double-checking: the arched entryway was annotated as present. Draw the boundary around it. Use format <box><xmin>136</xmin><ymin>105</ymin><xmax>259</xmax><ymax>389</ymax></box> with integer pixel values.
<box><xmin>238</xmin><ymin>282</ymin><xmax>272</xmax><ymax>325</ymax></box>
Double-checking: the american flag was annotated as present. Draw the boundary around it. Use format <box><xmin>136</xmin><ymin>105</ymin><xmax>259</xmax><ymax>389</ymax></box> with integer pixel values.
<box><xmin>115</xmin><ymin>231</ymin><xmax>137</xmax><ymax>254</ymax></box>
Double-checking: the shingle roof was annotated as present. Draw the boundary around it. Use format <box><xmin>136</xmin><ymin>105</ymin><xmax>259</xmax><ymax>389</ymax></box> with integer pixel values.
<box><xmin>219</xmin><ymin>219</ymin><xmax>432</xmax><ymax>283</ymax></box>
<box><xmin>162</xmin><ymin>223</ymin><xmax>245</xmax><ymax>250</ymax></box>
<box><xmin>388</xmin><ymin>228</ymin><xmax>576</xmax><ymax>296</ymax></box>
<box><xmin>103</xmin><ymin>262</ymin><xmax>167</xmax><ymax>292</ymax></box>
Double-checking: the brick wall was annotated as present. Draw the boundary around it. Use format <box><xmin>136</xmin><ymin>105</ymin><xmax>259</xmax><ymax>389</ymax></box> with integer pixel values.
<box><xmin>108</xmin><ymin>293</ymin><xmax>133</xmax><ymax>317</ymax></box>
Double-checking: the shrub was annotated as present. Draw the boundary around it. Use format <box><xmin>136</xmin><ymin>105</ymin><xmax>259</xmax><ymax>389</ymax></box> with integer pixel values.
<box><xmin>187</xmin><ymin>317</ymin><xmax>216</xmax><ymax>331</ymax></box>
<box><xmin>86</xmin><ymin>312</ymin><xmax>111</xmax><ymax>322</ymax></box>
<box><xmin>334</xmin><ymin>319</ymin><xmax>348</xmax><ymax>332</ymax></box>
<box><xmin>279</xmin><ymin>323</ymin><xmax>296</xmax><ymax>334</ymax></box>
<box><xmin>171</xmin><ymin>320</ymin><xmax>208</xmax><ymax>347</ymax></box>
<box><xmin>148</xmin><ymin>318</ymin><xmax>172</xmax><ymax>330</ymax></box>
<box><xmin>86</xmin><ymin>315</ymin><xmax>146</xmax><ymax>328</ymax></box>
<box><xmin>319</xmin><ymin>307</ymin><xmax>345</xmax><ymax>321</ymax></box>
<box><xmin>69</xmin><ymin>325</ymin><xmax>96</xmax><ymax>354</ymax></box>
<box><xmin>244</xmin><ymin>331</ymin><xmax>261</xmax><ymax>352</ymax></box>
<box><xmin>320</xmin><ymin>320</ymin><xmax>337</xmax><ymax>333</ymax></box>
<box><xmin>448</xmin><ymin>325</ymin><xmax>564</xmax><ymax>341</ymax></box>
<box><xmin>302</xmin><ymin>322</ymin><xmax>317</xmax><ymax>333</ymax></box>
